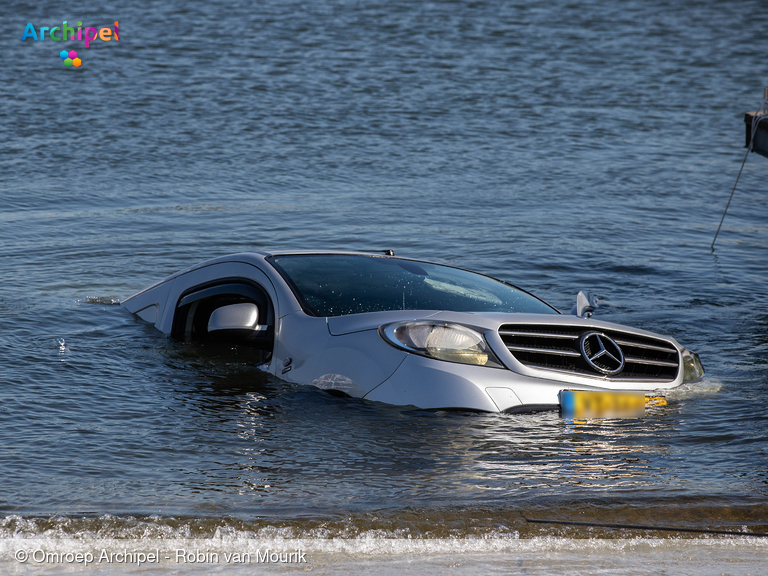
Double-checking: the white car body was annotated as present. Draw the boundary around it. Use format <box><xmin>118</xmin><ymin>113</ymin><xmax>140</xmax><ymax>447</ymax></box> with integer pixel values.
<box><xmin>122</xmin><ymin>251</ymin><xmax>700</xmax><ymax>413</ymax></box>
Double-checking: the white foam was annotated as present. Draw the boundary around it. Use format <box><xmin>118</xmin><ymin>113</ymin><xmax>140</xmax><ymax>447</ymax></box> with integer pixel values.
<box><xmin>2</xmin><ymin>534</ymin><xmax>766</xmax><ymax>575</ymax></box>
<box><xmin>665</xmin><ymin>378</ymin><xmax>722</xmax><ymax>401</ymax></box>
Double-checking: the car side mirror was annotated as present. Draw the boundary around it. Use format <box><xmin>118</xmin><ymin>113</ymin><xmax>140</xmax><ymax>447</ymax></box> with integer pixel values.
<box><xmin>205</xmin><ymin>302</ymin><xmax>273</xmax><ymax>350</ymax></box>
<box><xmin>208</xmin><ymin>302</ymin><xmax>260</xmax><ymax>337</ymax></box>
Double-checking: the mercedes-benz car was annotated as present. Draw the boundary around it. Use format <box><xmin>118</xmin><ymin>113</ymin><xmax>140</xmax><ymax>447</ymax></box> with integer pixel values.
<box><xmin>122</xmin><ymin>251</ymin><xmax>704</xmax><ymax>415</ymax></box>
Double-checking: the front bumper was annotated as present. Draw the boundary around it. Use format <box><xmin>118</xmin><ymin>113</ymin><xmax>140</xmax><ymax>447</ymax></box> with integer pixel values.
<box><xmin>363</xmin><ymin>354</ymin><xmax>672</xmax><ymax>413</ymax></box>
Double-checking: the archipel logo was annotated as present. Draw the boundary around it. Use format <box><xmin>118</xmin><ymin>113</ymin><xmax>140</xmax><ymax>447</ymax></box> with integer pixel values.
<box><xmin>21</xmin><ymin>21</ymin><xmax>120</xmax><ymax>68</ymax></box>
<box><xmin>60</xmin><ymin>50</ymin><xmax>81</xmax><ymax>68</ymax></box>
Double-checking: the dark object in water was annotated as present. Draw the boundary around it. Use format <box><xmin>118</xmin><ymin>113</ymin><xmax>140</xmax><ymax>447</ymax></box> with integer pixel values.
<box><xmin>523</xmin><ymin>517</ymin><xmax>768</xmax><ymax>537</ymax></box>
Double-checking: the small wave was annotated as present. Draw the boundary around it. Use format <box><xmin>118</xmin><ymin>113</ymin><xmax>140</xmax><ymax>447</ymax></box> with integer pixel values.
<box><xmin>665</xmin><ymin>378</ymin><xmax>722</xmax><ymax>401</ymax></box>
<box><xmin>3</xmin><ymin>511</ymin><xmax>765</xmax><ymax>542</ymax></box>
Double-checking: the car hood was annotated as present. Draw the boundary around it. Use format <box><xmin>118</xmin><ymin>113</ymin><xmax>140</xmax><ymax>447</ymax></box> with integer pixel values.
<box><xmin>326</xmin><ymin>310</ymin><xmax>683</xmax><ymax>348</ymax></box>
<box><xmin>327</xmin><ymin>310</ymin><xmax>441</xmax><ymax>335</ymax></box>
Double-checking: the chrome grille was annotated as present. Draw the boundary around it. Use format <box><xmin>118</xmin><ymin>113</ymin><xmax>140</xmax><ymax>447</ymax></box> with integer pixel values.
<box><xmin>498</xmin><ymin>324</ymin><xmax>680</xmax><ymax>382</ymax></box>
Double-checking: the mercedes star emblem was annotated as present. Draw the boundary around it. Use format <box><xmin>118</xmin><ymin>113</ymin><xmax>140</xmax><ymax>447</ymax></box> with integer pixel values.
<box><xmin>579</xmin><ymin>332</ymin><xmax>625</xmax><ymax>375</ymax></box>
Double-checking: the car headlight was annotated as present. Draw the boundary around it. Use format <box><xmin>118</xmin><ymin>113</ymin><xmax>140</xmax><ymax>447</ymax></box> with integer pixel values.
<box><xmin>682</xmin><ymin>349</ymin><xmax>705</xmax><ymax>382</ymax></box>
<box><xmin>379</xmin><ymin>321</ymin><xmax>504</xmax><ymax>368</ymax></box>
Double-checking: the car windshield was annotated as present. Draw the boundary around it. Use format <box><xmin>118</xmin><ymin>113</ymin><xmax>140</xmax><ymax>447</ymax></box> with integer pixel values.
<box><xmin>268</xmin><ymin>254</ymin><xmax>559</xmax><ymax>317</ymax></box>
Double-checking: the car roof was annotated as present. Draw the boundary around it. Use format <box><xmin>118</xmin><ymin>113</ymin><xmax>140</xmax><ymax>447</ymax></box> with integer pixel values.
<box><xmin>258</xmin><ymin>249</ymin><xmax>397</xmax><ymax>257</ymax></box>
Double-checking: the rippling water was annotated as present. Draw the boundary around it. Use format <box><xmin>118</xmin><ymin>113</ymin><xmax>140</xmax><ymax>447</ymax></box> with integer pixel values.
<box><xmin>2</xmin><ymin>0</ymin><xmax>767</xmax><ymax>573</ymax></box>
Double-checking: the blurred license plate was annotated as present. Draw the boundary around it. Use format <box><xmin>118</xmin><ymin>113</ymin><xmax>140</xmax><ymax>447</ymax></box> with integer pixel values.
<box><xmin>559</xmin><ymin>390</ymin><xmax>663</xmax><ymax>419</ymax></box>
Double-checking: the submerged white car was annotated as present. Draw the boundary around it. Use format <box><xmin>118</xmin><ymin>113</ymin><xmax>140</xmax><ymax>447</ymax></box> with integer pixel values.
<box><xmin>122</xmin><ymin>251</ymin><xmax>704</xmax><ymax>415</ymax></box>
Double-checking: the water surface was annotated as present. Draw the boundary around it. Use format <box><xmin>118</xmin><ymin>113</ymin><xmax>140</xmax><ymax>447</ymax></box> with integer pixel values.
<box><xmin>2</xmin><ymin>0</ymin><xmax>767</xmax><ymax>573</ymax></box>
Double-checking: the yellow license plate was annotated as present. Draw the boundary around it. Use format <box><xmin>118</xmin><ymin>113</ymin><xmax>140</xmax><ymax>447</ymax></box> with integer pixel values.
<box><xmin>559</xmin><ymin>390</ymin><xmax>664</xmax><ymax>419</ymax></box>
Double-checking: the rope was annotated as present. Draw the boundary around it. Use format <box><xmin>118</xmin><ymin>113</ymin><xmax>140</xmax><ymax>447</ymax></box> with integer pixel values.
<box><xmin>711</xmin><ymin>90</ymin><xmax>768</xmax><ymax>251</ymax></box>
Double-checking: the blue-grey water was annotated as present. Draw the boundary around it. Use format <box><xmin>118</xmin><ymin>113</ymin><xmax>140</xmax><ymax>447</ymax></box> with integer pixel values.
<box><xmin>2</xmin><ymin>0</ymin><xmax>767</xmax><ymax>573</ymax></box>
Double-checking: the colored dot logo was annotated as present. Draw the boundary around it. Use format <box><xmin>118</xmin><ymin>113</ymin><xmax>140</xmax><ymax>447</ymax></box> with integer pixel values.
<box><xmin>59</xmin><ymin>49</ymin><xmax>81</xmax><ymax>68</ymax></box>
